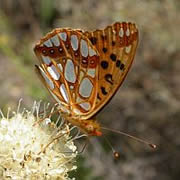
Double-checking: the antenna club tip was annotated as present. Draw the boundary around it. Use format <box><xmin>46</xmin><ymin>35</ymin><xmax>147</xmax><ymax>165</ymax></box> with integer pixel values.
<box><xmin>149</xmin><ymin>144</ymin><xmax>157</xmax><ymax>149</ymax></box>
<box><xmin>113</xmin><ymin>152</ymin><xmax>120</xmax><ymax>159</ymax></box>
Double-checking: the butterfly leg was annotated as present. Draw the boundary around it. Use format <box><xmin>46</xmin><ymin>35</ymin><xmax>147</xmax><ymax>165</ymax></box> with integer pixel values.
<box><xmin>60</xmin><ymin>131</ymin><xmax>89</xmax><ymax>155</ymax></box>
<box><xmin>71</xmin><ymin>129</ymin><xmax>90</xmax><ymax>154</ymax></box>
<box><xmin>37</xmin><ymin>127</ymin><xmax>71</xmax><ymax>155</ymax></box>
<box><xmin>33</xmin><ymin>108</ymin><xmax>61</xmax><ymax>126</ymax></box>
<box><xmin>78</xmin><ymin>137</ymin><xmax>90</xmax><ymax>154</ymax></box>
<box><xmin>33</xmin><ymin>103</ymin><xmax>58</xmax><ymax>119</ymax></box>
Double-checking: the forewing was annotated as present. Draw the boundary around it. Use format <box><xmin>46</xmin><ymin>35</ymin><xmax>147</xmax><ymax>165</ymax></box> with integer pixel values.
<box><xmin>83</xmin><ymin>22</ymin><xmax>139</xmax><ymax>117</ymax></box>
<box><xmin>34</xmin><ymin>29</ymin><xmax>100</xmax><ymax>118</ymax></box>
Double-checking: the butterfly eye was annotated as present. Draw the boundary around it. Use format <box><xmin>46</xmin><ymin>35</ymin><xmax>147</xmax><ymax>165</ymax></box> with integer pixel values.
<box><xmin>86</xmin><ymin>124</ymin><xmax>94</xmax><ymax>132</ymax></box>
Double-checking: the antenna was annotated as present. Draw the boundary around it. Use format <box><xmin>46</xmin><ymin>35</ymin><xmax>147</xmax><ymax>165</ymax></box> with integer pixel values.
<box><xmin>101</xmin><ymin>127</ymin><xmax>157</xmax><ymax>149</ymax></box>
<box><xmin>103</xmin><ymin>135</ymin><xmax>121</xmax><ymax>159</ymax></box>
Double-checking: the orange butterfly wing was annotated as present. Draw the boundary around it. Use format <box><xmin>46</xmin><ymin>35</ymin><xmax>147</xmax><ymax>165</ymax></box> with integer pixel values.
<box><xmin>34</xmin><ymin>29</ymin><xmax>100</xmax><ymax>118</ymax></box>
<box><xmin>34</xmin><ymin>22</ymin><xmax>138</xmax><ymax>121</ymax></box>
<box><xmin>83</xmin><ymin>22</ymin><xmax>139</xmax><ymax>118</ymax></box>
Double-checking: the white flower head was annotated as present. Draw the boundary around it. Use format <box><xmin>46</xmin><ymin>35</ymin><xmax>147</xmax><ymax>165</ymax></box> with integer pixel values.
<box><xmin>0</xmin><ymin>100</ymin><xmax>77</xmax><ymax>179</ymax></box>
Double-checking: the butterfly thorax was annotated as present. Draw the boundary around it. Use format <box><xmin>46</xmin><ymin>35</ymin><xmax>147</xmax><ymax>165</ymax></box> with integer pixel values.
<box><xmin>57</xmin><ymin>104</ymin><xmax>102</xmax><ymax>136</ymax></box>
<box><xmin>76</xmin><ymin>119</ymin><xmax>102</xmax><ymax>136</ymax></box>
<box><xmin>63</xmin><ymin>113</ymin><xmax>102</xmax><ymax>136</ymax></box>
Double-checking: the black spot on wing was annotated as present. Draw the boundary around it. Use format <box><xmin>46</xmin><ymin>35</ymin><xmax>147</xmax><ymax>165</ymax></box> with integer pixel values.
<box><xmin>116</xmin><ymin>60</ymin><xmax>121</xmax><ymax>67</ymax></box>
<box><xmin>105</xmin><ymin>74</ymin><xmax>113</xmax><ymax>85</ymax></box>
<box><xmin>110</xmin><ymin>53</ymin><xmax>116</xmax><ymax>61</ymax></box>
<box><xmin>101</xmin><ymin>35</ymin><xmax>107</xmax><ymax>40</ymax></box>
<box><xmin>101</xmin><ymin>61</ymin><xmax>109</xmax><ymax>69</ymax></box>
<box><xmin>112</xmin><ymin>41</ymin><xmax>116</xmax><ymax>46</ymax></box>
<box><xmin>101</xmin><ymin>86</ymin><xmax>108</xmax><ymax>95</ymax></box>
<box><xmin>97</xmin><ymin>93</ymin><xmax>101</xmax><ymax>100</ymax></box>
<box><xmin>120</xmin><ymin>63</ymin><xmax>125</xmax><ymax>70</ymax></box>
<box><xmin>102</xmin><ymin>47</ymin><xmax>108</xmax><ymax>53</ymax></box>
<box><xmin>89</xmin><ymin>37</ymin><xmax>97</xmax><ymax>45</ymax></box>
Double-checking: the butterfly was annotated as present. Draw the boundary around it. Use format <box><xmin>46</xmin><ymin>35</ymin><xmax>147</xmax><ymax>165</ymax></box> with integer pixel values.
<box><xmin>34</xmin><ymin>22</ymin><xmax>138</xmax><ymax>137</ymax></box>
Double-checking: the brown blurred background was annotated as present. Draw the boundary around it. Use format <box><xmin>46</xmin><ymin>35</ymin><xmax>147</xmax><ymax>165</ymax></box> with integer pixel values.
<box><xmin>0</xmin><ymin>0</ymin><xmax>180</xmax><ymax>179</ymax></box>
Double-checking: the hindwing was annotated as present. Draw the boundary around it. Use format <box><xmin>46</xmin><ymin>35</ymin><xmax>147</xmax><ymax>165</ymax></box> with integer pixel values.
<box><xmin>34</xmin><ymin>29</ymin><xmax>100</xmax><ymax>118</ymax></box>
<box><xmin>83</xmin><ymin>22</ymin><xmax>138</xmax><ymax>117</ymax></box>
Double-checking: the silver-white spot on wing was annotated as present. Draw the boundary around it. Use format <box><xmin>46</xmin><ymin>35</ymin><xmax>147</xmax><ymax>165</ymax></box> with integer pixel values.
<box><xmin>39</xmin><ymin>66</ymin><xmax>54</xmax><ymax>90</ymax></box>
<box><xmin>64</xmin><ymin>59</ymin><xmax>76</xmax><ymax>83</ymax></box>
<box><xmin>41</xmin><ymin>55</ymin><xmax>51</xmax><ymax>65</ymax></box>
<box><xmin>75</xmin><ymin>66</ymin><xmax>78</xmax><ymax>74</ymax></box>
<box><xmin>87</xmin><ymin>68</ymin><xmax>96</xmax><ymax>78</ymax></box>
<box><xmin>79</xmin><ymin>71</ymin><xmax>84</xmax><ymax>82</ymax></box>
<box><xmin>125</xmin><ymin>45</ymin><xmax>131</xmax><ymax>54</ymax></box>
<box><xmin>57</xmin><ymin>63</ymin><xmax>63</xmax><ymax>72</ymax></box>
<box><xmin>70</xmin><ymin>85</ymin><xmax>74</xmax><ymax>89</ymax></box>
<box><xmin>89</xmin><ymin>47</ymin><xmax>97</xmax><ymax>57</ymax></box>
<box><xmin>71</xmin><ymin>35</ymin><xmax>79</xmax><ymax>51</ymax></box>
<box><xmin>76</xmin><ymin>96</ymin><xmax>83</xmax><ymax>103</ymax></box>
<box><xmin>60</xmin><ymin>105</ymin><xmax>70</xmax><ymax>114</ymax></box>
<box><xmin>44</xmin><ymin>39</ymin><xmax>53</xmax><ymax>47</ymax></box>
<box><xmin>119</xmin><ymin>27</ymin><xmax>124</xmax><ymax>38</ymax></box>
<box><xmin>80</xmin><ymin>39</ymin><xmax>88</xmax><ymax>57</ymax></box>
<box><xmin>73</xmin><ymin>108</ymin><xmax>82</xmax><ymax>114</ymax></box>
<box><xmin>48</xmin><ymin>88</ymin><xmax>62</xmax><ymax>105</ymax></box>
<box><xmin>60</xmin><ymin>84</ymin><xmax>69</xmax><ymax>103</ymax></box>
<box><xmin>57</xmin><ymin>102</ymin><xmax>70</xmax><ymax>114</ymax></box>
<box><xmin>50</xmin><ymin>35</ymin><xmax>60</xmax><ymax>46</ymax></box>
<box><xmin>79</xmin><ymin>77</ymin><xmax>93</xmax><ymax>98</ymax></box>
<box><xmin>79</xmin><ymin>102</ymin><xmax>91</xmax><ymax>111</ymax></box>
<box><xmin>72</xmin><ymin>92</ymin><xmax>75</xmax><ymax>99</ymax></box>
<box><xmin>126</xmin><ymin>28</ymin><xmax>130</xmax><ymax>36</ymax></box>
<box><xmin>47</xmin><ymin>65</ymin><xmax>60</xmax><ymax>80</ymax></box>
<box><xmin>59</xmin><ymin>32</ymin><xmax>67</xmax><ymax>41</ymax></box>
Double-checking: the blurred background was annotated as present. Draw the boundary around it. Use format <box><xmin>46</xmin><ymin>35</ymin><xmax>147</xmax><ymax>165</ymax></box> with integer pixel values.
<box><xmin>0</xmin><ymin>0</ymin><xmax>179</xmax><ymax>179</ymax></box>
